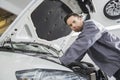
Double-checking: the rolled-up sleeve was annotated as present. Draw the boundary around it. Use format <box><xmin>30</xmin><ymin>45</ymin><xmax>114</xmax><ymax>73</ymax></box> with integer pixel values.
<box><xmin>59</xmin><ymin>20</ymin><xmax>106</xmax><ymax>66</ymax></box>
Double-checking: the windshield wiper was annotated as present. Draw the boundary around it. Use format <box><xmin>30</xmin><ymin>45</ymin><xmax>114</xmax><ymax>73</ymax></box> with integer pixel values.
<box><xmin>2</xmin><ymin>39</ymin><xmax>15</xmax><ymax>51</ymax></box>
<box><xmin>1</xmin><ymin>41</ymin><xmax>61</xmax><ymax>65</ymax></box>
<box><xmin>4</xmin><ymin>41</ymin><xmax>59</xmax><ymax>53</ymax></box>
<box><xmin>2</xmin><ymin>41</ymin><xmax>59</xmax><ymax>58</ymax></box>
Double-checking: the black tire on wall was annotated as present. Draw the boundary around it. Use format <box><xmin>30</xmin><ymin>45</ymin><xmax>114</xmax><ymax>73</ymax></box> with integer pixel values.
<box><xmin>103</xmin><ymin>0</ymin><xmax>120</xmax><ymax>20</ymax></box>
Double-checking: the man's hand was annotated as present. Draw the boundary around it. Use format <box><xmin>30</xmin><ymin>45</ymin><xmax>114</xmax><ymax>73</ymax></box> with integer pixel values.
<box><xmin>66</xmin><ymin>61</ymin><xmax>96</xmax><ymax>75</ymax></box>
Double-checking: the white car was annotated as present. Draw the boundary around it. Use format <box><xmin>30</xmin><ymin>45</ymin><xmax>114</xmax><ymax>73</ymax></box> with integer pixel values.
<box><xmin>0</xmin><ymin>0</ymin><xmax>113</xmax><ymax>80</ymax></box>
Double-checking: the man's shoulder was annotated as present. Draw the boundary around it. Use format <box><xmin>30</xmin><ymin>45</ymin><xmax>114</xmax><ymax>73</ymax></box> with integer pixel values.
<box><xmin>83</xmin><ymin>19</ymin><xmax>106</xmax><ymax>32</ymax></box>
<box><xmin>84</xmin><ymin>19</ymin><xmax>96</xmax><ymax>27</ymax></box>
<box><xmin>84</xmin><ymin>19</ymin><xmax>98</xmax><ymax>24</ymax></box>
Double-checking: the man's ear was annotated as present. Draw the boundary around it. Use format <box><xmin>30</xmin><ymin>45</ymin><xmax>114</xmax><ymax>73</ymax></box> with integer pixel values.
<box><xmin>79</xmin><ymin>17</ymin><xmax>83</xmax><ymax>21</ymax></box>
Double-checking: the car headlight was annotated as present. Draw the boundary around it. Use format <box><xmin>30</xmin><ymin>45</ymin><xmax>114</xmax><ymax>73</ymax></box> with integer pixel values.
<box><xmin>15</xmin><ymin>68</ymin><xmax>88</xmax><ymax>80</ymax></box>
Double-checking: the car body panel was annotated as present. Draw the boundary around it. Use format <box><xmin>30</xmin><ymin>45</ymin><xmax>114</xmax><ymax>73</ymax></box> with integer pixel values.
<box><xmin>0</xmin><ymin>51</ymin><xmax>72</xmax><ymax>80</ymax></box>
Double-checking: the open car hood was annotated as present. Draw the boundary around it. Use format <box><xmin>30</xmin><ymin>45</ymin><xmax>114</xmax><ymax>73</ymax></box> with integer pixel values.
<box><xmin>0</xmin><ymin>0</ymin><xmax>82</xmax><ymax>52</ymax></box>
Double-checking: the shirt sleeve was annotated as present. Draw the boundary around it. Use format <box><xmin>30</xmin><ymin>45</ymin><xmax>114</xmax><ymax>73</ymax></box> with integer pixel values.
<box><xmin>59</xmin><ymin>20</ymin><xmax>106</xmax><ymax>66</ymax></box>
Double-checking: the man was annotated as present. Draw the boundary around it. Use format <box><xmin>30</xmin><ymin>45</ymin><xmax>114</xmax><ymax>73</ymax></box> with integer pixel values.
<box><xmin>59</xmin><ymin>13</ymin><xmax>120</xmax><ymax>80</ymax></box>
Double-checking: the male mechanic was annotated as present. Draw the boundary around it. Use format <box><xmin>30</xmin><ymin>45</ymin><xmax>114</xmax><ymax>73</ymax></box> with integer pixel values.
<box><xmin>59</xmin><ymin>13</ymin><xmax>120</xmax><ymax>80</ymax></box>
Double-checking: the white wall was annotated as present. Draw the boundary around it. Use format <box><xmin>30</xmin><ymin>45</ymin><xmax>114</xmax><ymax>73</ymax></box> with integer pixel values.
<box><xmin>91</xmin><ymin>0</ymin><xmax>120</xmax><ymax>27</ymax></box>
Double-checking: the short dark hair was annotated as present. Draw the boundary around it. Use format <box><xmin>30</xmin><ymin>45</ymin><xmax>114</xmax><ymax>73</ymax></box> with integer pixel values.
<box><xmin>64</xmin><ymin>13</ymin><xmax>82</xmax><ymax>24</ymax></box>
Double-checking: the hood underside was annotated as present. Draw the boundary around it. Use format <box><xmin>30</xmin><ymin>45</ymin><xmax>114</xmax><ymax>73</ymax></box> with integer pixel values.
<box><xmin>0</xmin><ymin>0</ymin><xmax>83</xmax><ymax>50</ymax></box>
<box><xmin>31</xmin><ymin>0</ymin><xmax>72</xmax><ymax>41</ymax></box>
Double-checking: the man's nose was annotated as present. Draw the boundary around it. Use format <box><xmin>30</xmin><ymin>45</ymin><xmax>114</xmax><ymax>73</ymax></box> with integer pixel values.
<box><xmin>71</xmin><ymin>24</ymin><xmax>76</xmax><ymax>28</ymax></box>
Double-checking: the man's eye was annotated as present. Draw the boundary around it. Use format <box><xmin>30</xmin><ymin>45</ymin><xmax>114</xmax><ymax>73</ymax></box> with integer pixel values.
<box><xmin>73</xmin><ymin>21</ymin><xmax>76</xmax><ymax>23</ymax></box>
<box><xmin>69</xmin><ymin>24</ymin><xmax>72</xmax><ymax>27</ymax></box>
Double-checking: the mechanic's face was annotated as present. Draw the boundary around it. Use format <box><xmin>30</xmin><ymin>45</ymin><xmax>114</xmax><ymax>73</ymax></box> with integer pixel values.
<box><xmin>66</xmin><ymin>16</ymin><xmax>83</xmax><ymax>32</ymax></box>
